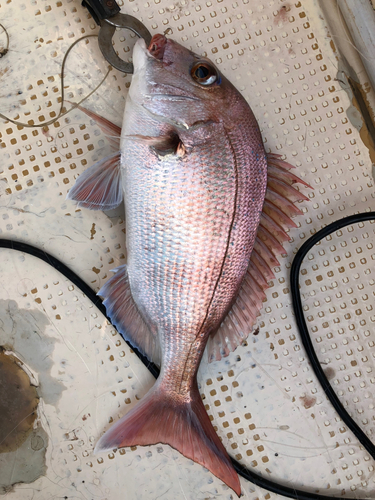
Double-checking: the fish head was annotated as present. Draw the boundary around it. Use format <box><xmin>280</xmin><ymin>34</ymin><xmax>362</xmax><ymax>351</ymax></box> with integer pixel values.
<box><xmin>130</xmin><ymin>34</ymin><xmax>244</xmax><ymax>130</ymax></box>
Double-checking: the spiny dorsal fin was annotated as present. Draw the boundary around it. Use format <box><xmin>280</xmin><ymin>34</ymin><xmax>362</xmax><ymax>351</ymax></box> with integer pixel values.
<box><xmin>206</xmin><ymin>153</ymin><xmax>312</xmax><ymax>362</ymax></box>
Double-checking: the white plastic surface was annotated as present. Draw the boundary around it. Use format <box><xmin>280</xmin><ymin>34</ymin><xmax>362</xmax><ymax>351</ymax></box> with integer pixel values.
<box><xmin>338</xmin><ymin>0</ymin><xmax>375</xmax><ymax>91</ymax></box>
<box><xmin>0</xmin><ymin>0</ymin><xmax>374</xmax><ymax>499</ymax></box>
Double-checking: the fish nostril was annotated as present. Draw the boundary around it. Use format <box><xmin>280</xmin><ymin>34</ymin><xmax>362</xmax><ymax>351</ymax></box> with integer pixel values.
<box><xmin>148</xmin><ymin>34</ymin><xmax>167</xmax><ymax>60</ymax></box>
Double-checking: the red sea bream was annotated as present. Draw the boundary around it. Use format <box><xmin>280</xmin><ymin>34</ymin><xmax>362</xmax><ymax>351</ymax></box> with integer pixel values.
<box><xmin>67</xmin><ymin>33</ymin><xmax>310</xmax><ymax>496</ymax></box>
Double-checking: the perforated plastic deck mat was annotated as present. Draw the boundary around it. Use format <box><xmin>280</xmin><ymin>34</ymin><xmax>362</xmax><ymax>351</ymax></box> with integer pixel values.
<box><xmin>0</xmin><ymin>0</ymin><xmax>374</xmax><ymax>499</ymax></box>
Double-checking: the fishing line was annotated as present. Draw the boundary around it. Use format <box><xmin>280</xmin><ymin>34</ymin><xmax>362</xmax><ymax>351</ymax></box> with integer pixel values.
<box><xmin>0</xmin><ymin>34</ymin><xmax>111</xmax><ymax>129</ymax></box>
<box><xmin>0</xmin><ymin>211</ymin><xmax>374</xmax><ymax>499</ymax></box>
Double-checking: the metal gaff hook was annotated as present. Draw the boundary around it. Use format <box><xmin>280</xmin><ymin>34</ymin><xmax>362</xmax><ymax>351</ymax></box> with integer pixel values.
<box><xmin>81</xmin><ymin>0</ymin><xmax>152</xmax><ymax>73</ymax></box>
<box><xmin>98</xmin><ymin>14</ymin><xmax>152</xmax><ymax>73</ymax></box>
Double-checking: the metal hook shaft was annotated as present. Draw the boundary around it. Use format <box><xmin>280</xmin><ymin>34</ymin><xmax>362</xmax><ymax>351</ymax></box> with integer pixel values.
<box><xmin>98</xmin><ymin>14</ymin><xmax>152</xmax><ymax>73</ymax></box>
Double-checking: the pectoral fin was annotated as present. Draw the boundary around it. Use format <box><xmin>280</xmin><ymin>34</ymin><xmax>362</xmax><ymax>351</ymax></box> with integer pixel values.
<box><xmin>124</xmin><ymin>133</ymin><xmax>186</xmax><ymax>158</ymax></box>
<box><xmin>67</xmin><ymin>151</ymin><xmax>123</xmax><ymax>210</ymax></box>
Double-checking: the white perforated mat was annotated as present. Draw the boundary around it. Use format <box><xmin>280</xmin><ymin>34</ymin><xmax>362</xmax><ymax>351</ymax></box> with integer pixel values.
<box><xmin>0</xmin><ymin>0</ymin><xmax>374</xmax><ymax>499</ymax></box>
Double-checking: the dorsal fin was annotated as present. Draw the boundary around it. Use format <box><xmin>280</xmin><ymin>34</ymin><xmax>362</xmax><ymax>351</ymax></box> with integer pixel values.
<box><xmin>98</xmin><ymin>265</ymin><xmax>161</xmax><ymax>367</ymax></box>
<box><xmin>206</xmin><ymin>153</ymin><xmax>312</xmax><ymax>362</ymax></box>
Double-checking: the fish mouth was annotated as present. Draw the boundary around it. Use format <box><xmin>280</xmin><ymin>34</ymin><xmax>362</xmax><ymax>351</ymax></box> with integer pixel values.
<box><xmin>148</xmin><ymin>34</ymin><xmax>167</xmax><ymax>60</ymax></box>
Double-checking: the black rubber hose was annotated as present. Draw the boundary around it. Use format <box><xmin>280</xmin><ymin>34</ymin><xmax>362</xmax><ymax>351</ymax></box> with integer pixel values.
<box><xmin>0</xmin><ymin>239</ymin><xmax>160</xmax><ymax>378</ymax></box>
<box><xmin>290</xmin><ymin>211</ymin><xmax>375</xmax><ymax>462</ymax></box>
<box><xmin>1</xmin><ymin>222</ymin><xmax>374</xmax><ymax>500</ymax></box>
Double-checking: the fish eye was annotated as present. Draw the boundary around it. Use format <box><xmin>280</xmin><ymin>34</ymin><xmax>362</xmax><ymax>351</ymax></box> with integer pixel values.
<box><xmin>190</xmin><ymin>62</ymin><xmax>220</xmax><ymax>86</ymax></box>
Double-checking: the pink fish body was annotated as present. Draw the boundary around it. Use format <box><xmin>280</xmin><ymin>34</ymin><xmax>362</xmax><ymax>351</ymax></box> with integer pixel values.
<box><xmin>67</xmin><ymin>34</ymin><xmax>310</xmax><ymax>496</ymax></box>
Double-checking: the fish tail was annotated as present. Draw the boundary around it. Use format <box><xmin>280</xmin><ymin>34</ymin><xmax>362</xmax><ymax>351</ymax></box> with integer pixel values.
<box><xmin>94</xmin><ymin>381</ymin><xmax>241</xmax><ymax>496</ymax></box>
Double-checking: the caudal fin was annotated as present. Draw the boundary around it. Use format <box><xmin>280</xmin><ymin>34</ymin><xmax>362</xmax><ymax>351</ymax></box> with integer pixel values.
<box><xmin>95</xmin><ymin>383</ymin><xmax>241</xmax><ymax>496</ymax></box>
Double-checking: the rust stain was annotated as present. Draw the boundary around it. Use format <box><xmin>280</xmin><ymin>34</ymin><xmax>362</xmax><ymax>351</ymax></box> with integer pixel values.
<box><xmin>0</xmin><ymin>66</ymin><xmax>8</xmax><ymax>78</ymax></box>
<box><xmin>42</xmin><ymin>127</ymin><xmax>52</xmax><ymax>138</ymax></box>
<box><xmin>299</xmin><ymin>395</ymin><xmax>316</xmax><ymax>409</ymax></box>
<box><xmin>64</xmin><ymin>429</ymin><xmax>79</xmax><ymax>441</ymax></box>
<box><xmin>274</xmin><ymin>4</ymin><xmax>290</xmax><ymax>25</ymax></box>
<box><xmin>90</xmin><ymin>222</ymin><xmax>96</xmax><ymax>240</ymax></box>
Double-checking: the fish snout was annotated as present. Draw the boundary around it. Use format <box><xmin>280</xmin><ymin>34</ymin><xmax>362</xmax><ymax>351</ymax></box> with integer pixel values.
<box><xmin>148</xmin><ymin>34</ymin><xmax>167</xmax><ymax>60</ymax></box>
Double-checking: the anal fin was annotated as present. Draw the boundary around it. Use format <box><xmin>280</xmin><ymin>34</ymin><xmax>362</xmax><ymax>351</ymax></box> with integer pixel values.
<box><xmin>98</xmin><ymin>265</ymin><xmax>161</xmax><ymax>366</ymax></box>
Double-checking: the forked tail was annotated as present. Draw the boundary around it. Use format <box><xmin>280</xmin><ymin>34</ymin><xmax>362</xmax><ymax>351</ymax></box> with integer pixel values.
<box><xmin>95</xmin><ymin>382</ymin><xmax>241</xmax><ymax>496</ymax></box>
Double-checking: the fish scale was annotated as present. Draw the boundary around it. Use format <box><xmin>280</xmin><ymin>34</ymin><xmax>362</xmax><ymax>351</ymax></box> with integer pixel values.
<box><xmin>124</xmin><ymin>123</ymin><xmax>262</xmax><ymax>352</ymax></box>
